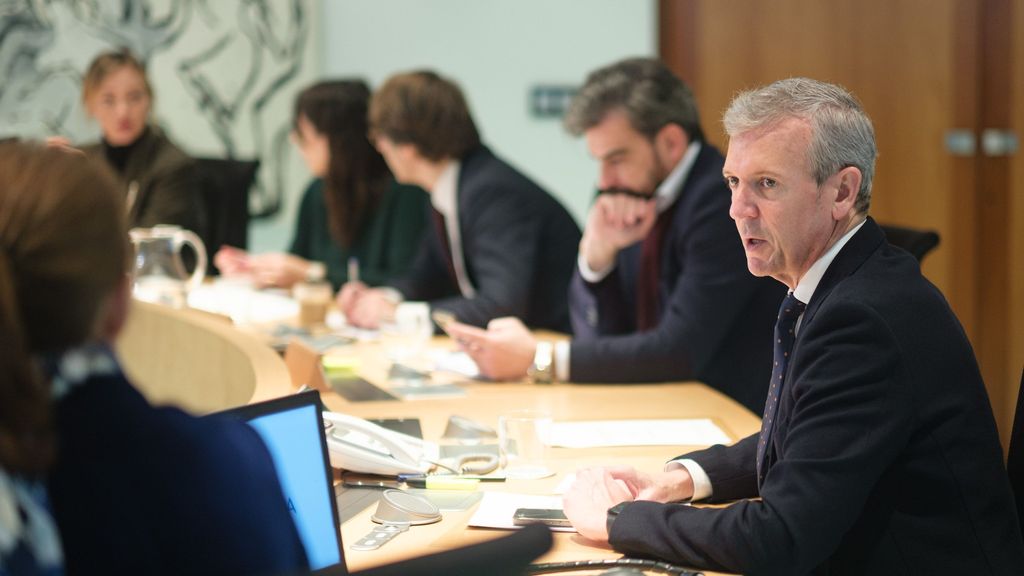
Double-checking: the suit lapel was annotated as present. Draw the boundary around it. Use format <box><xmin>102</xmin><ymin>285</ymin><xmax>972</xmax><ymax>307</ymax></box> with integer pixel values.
<box><xmin>767</xmin><ymin>218</ymin><xmax>886</xmax><ymax>474</ymax></box>
<box><xmin>659</xmin><ymin>144</ymin><xmax>724</xmax><ymax>298</ymax></box>
<box><xmin>799</xmin><ymin>217</ymin><xmax>886</xmax><ymax>331</ymax></box>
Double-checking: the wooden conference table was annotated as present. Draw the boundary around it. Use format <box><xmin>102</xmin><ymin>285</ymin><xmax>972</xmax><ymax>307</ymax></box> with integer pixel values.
<box><xmin>117</xmin><ymin>301</ymin><xmax>759</xmax><ymax>575</ymax></box>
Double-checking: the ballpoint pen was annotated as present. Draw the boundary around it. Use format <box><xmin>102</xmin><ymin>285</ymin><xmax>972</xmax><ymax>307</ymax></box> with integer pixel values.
<box><xmin>398</xmin><ymin>473</ymin><xmax>505</xmax><ymax>483</ymax></box>
<box><xmin>396</xmin><ymin>474</ymin><xmax>480</xmax><ymax>490</ymax></box>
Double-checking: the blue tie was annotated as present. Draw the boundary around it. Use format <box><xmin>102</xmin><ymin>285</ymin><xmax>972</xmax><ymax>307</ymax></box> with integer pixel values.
<box><xmin>756</xmin><ymin>292</ymin><xmax>807</xmax><ymax>486</ymax></box>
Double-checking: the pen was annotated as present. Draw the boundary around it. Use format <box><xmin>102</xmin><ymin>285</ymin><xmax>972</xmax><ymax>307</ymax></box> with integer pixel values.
<box><xmin>402</xmin><ymin>476</ymin><xmax>479</xmax><ymax>490</ymax></box>
<box><xmin>347</xmin><ymin>257</ymin><xmax>360</xmax><ymax>283</ymax></box>
<box><xmin>342</xmin><ymin>478</ymin><xmax>402</xmax><ymax>489</ymax></box>
<box><xmin>398</xmin><ymin>473</ymin><xmax>505</xmax><ymax>483</ymax></box>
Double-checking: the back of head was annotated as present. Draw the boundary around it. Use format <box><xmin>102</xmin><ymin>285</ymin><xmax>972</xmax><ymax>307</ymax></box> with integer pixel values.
<box><xmin>564</xmin><ymin>56</ymin><xmax>704</xmax><ymax>143</ymax></box>
<box><xmin>82</xmin><ymin>47</ymin><xmax>152</xmax><ymax>104</ymax></box>
<box><xmin>295</xmin><ymin>79</ymin><xmax>390</xmax><ymax>246</ymax></box>
<box><xmin>0</xmin><ymin>143</ymin><xmax>128</xmax><ymax>474</ymax></box>
<box><xmin>723</xmin><ymin>77</ymin><xmax>877</xmax><ymax>214</ymax></box>
<box><xmin>294</xmin><ymin>79</ymin><xmax>375</xmax><ymax>155</ymax></box>
<box><xmin>368</xmin><ymin>70</ymin><xmax>481</xmax><ymax>161</ymax></box>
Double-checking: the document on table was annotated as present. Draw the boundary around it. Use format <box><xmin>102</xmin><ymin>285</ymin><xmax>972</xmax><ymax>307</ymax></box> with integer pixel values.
<box><xmin>467</xmin><ymin>492</ymin><xmax>575</xmax><ymax>532</ymax></box>
<box><xmin>547</xmin><ymin>419</ymin><xmax>731</xmax><ymax>448</ymax></box>
<box><xmin>389</xmin><ymin>382</ymin><xmax>467</xmax><ymax>400</ymax></box>
<box><xmin>430</xmin><ymin>349</ymin><xmax>481</xmax><ymax>379</ymax></box>
<box><xmin>188</xmin><ymin>281</ymin><xmax>298</xmax><ymax>324</ymax></box>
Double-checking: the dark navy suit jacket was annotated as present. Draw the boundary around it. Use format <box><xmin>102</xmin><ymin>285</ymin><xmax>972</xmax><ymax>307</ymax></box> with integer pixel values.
<box><xmin>608</xmin><ymin>219</ymin><xmax>1024</xmax><ymax>575</ymax></box>
<box><xmin>48</xmin><ymin>373</ymin><xmax>308</xmax><ymax>575</ymax></box>
<box><xmin>391</xmin><ymin>145</ymin><xmax>580</xmax><ymax>332</ymax></box>
<box><xmin>568</xmin><ymin>144</ymin><xmax>785</xmax><ymax>412</ymax></box>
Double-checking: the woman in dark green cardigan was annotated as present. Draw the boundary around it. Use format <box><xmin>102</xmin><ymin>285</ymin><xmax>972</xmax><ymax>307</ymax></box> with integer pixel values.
<box><xmin>215</xmin><ymin>80</ymin><xmax>428</xmax><ymax>290</ymax></box>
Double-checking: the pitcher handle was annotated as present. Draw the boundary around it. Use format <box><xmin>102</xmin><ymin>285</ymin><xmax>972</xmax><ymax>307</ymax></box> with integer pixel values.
<box><xmin>173</xmin><ymin>229</ymin><xmax>208</xmax><ymax>292</ymax></box>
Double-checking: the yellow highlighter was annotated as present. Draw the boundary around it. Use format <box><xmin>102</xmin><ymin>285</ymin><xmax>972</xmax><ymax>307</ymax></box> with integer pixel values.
<box><xmin>322</xmin><ymin>355</ymin><xmax>359</xmax><ymax>377</ymax></box>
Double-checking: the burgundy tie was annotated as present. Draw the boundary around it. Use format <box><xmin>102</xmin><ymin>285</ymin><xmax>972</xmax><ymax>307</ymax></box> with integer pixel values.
<box><xmin>635</xmin><ymin>207</ymin><xmax>675</xmax><ymax>331</ymax></box>
<box><xmin>431</xmin><ymin>208</ymin><xmax>458</xmax><ymax>286</ymax></box>
<box><xmin>756</xmin><ymin>292</ymin><xmax>807</xmax><ymax>487</ymax></box>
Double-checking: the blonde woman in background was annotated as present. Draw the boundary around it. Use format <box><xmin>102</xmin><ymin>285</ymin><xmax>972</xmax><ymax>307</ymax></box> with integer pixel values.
<box><xmin>50</xmin><ymin>48</ymin><xmax>204</xmax><ymax>234</ymax></box>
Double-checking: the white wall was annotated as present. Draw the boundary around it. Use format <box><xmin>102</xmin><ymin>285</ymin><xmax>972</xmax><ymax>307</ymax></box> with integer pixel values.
<box><xmin>317</xmin><ymin>0</ymin><xmax>656</xmax><ymax>228</ymax></box>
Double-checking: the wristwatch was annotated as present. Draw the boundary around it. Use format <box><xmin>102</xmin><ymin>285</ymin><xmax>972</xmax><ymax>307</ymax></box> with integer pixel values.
<box><xmin>527</xmin><ymin>341</ymin><xmax>554</xmax><ymax>384</ymax></box>
<box><xmin>606</xmin><ymin>501</ymin><xmax>631</xmax><ymax>536</ymax></box>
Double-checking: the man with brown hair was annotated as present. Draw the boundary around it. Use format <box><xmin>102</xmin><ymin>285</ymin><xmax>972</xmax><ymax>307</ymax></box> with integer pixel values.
<box><xmin>338</xmin><ymin>70</ymin><xmax>579</xmax><ymax>332</ymax></box>
<box><xmin>448</xmin><ymin>58</ymin><xmax>783</xmax><ymax>411</ymax></box>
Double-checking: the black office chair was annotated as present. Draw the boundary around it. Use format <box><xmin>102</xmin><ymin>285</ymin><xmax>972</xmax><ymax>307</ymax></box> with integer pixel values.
<box><xmin>878</xmin><ymin>223</ymin><xmax>941</xmax><ymax>262</ymax></box>
<box><xmin>194</xmin><ymin>157</ymin><xmax>260</xmax><ymax>274</ymax></box>
<box><xmin>1009</xmin><ymin>364</ymin><xmax>1024</xmax><ymax>536</ymax></box>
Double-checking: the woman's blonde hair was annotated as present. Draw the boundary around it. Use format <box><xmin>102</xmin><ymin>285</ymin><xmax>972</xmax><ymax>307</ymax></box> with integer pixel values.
<box><xmin>0</xmin><ymin>142</ymin><xmax>128</xmax><ymax>474</ymax></box>
<box><xmin>81</xmin><ymin>47</ymin><xmax>152</xmax><ymax>105</ymax></box>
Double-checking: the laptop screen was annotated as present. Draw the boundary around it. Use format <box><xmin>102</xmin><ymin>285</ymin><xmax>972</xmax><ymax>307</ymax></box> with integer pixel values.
<box><xmin>217</xmin><ymin>391</ymin><xmax>344</xmax><ymax>572</ymax></box>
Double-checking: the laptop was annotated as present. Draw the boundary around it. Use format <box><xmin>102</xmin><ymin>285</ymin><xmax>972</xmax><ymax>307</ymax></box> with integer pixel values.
<box><xmin>218</xmin><ymin>390</ymin><xmax>553</xmax><ymax>576</ymax></box>
<box><xmin>218</xmin><ymin>390</ymin><xmax>345</xmax><ymax>574</ymax></box>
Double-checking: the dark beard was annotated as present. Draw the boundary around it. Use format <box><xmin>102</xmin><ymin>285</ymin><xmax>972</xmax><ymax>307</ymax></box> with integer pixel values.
<box><xmin>597</xmin><ymin>158</ymin><xmax>668</xmax><ymax>200</ymax></box>
<box><xmin>596</xmin><ymin>187</ymin><xmax>653</xmax><ymax>200</ymax></box>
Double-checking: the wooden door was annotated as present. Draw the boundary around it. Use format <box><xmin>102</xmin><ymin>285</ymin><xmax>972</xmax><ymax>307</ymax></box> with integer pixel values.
<box><xmin>1003</xmin><ymin>0</ymin><xmax>1024</xmax><ymax>444</ymax></box>
<box><xmin>660</xmin><ymin>0</ymin><xmax>1020</xmax><ymax>445</ymax></box>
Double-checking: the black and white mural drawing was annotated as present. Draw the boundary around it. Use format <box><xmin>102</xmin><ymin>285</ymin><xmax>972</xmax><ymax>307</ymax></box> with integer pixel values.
<box><xmin>0</xmin><ymin>0</ymin><xmax>314</xmax><ymax>218</ymax></box>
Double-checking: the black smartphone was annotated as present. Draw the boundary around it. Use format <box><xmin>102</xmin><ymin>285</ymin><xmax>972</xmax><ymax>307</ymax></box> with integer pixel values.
<box><xmin>431</xmin><ymin>310</ymin><xmax>456</xmax><ymax>335</ymax></box>
<box><xmin>512</xmin><ymin>507</ymin><xmax>572</xmax><ymax>528</ymax></box>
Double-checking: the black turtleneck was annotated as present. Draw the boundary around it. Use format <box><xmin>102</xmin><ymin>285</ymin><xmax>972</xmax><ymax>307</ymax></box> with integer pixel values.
<box><xmin>102</xmin><ymin>127</ymin><xmax>149</xmax><ymax>174</ymax></box>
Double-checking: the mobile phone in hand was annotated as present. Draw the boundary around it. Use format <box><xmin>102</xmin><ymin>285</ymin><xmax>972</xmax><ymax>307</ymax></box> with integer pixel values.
<box><xmin>431</xmin><ymin>310</ymin><xmax>456</xmax><ymax>335</ymax></box>
<box><xmin>512</xmin><ymin>507</ymin><xmax>572</xmax><ymax>528</ymax></box>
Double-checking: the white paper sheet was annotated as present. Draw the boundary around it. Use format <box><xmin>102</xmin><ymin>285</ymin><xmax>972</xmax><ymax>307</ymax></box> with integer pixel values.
<box><xmin>431</xmin><ymin>349</ymin><xmax>480</xmax><ymax>379</ymax></box>
<box><xmin>188</xmin><ymin>281</ymin><xmax>298</xmax><ymax>324</ymax></box>
<box><xmin>547</xmin><ymin>419</ymin><xmax>731</xmax><ymax>448</ymax></box>
<box><xmin>389</xmin><ymin>382</ymin><xmax>467</xmax><ymax>400</ymax></box>
<box><xmin>467</xmin><ymin>491</ymin><xmax>575</xmax><ymax>532</ymax></box>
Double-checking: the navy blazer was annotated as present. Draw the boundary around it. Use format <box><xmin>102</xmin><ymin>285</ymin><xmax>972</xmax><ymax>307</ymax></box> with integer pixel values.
<box><xmin>607</xmin><ymin>219</ymin><xmax>1024</xmax><ymax>575</ymax></box>
<box><xmin>568</xmin><ymin>144</ymin><xmax>785</xmax><ymax>412</ymax></box>
<box><xmin>48</xmin><ymin>374</ymin><xmax>308</xmax><ymax>575</ymax></box>
<box><xmin>391</xmin><ymin>145</ymin><xmax>580</xmax><ymax>332</ymax></box>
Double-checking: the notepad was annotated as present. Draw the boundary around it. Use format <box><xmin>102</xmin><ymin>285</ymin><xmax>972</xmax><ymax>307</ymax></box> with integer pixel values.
<box><xmin>546</xmin><ymin>419</ymin><xmax>731</xmax><ymax>448</ymax></box>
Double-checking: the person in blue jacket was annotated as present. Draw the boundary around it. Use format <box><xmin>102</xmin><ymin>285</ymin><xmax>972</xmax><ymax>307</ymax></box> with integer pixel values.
<box><xmin>0</xmin><ymin>141</ymin><xmax>308</xmax><ymax>575</ymax></box>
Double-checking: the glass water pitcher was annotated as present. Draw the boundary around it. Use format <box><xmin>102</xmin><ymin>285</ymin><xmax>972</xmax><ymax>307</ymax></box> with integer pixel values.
<box><xmin>129</xmin><ymin>225</ymin><xmax>207</xmax><ymax>308</ymax></box>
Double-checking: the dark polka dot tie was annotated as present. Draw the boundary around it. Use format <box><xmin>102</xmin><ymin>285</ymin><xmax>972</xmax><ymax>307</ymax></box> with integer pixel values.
<box><xmin>756</xmin><ymin>292</ymin><xmax>807</xmax><ymax>487</ymax></box>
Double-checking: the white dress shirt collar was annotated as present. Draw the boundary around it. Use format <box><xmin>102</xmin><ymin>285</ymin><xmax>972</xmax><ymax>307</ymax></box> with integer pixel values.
<box><xmin>654</xmin><ymin>141</ymin><xmax>702</xmax><ymax>214</ymax></box>
<box><xmin>430</xmin><ymin>160</ymin><xmax>460</xmax><ymax>218</ymax></box>
<box><xmin>428</xmin><ymin>160</ymin><xmax>476</xmax><ymax>297</ymax></box>
<box><xmin>792</xmin><ymin>219</ymin><xmax>867</xmax><ymax>306</ymax></box>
